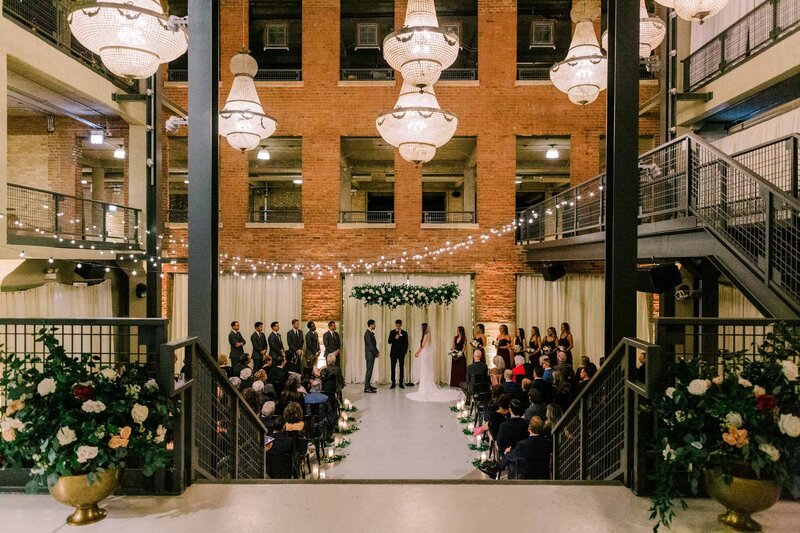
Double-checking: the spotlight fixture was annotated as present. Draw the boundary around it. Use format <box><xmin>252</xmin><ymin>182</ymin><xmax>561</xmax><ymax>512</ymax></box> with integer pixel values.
<box><xmin>89</xmin><ymin>130</ymin><xmax>105</xmax><ymax>145</ymax></box>
<box><xmin>257</xmin><ymin>147</ymin><xmax>271</xmax><ymax>160</ymax></box>
<box><xmin>545</xmin><ymin>145</ymin><xmax>559</xmax><ymax>159</ymax></box>
<box><xmin>113</xmin><ymin>145</ymin><xmax>126</xmax><ymax>159</ymax></box>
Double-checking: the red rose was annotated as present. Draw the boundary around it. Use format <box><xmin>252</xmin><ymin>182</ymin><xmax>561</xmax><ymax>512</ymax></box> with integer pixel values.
<box><xmin>756</xmin><ymin>394</ymin><xmax>777</xmax><ymax>412</ymax></box>
<box><xmin>74</xmin><ymin>385</ymin><xmax>94</xmax><ymax>401</ymax></box>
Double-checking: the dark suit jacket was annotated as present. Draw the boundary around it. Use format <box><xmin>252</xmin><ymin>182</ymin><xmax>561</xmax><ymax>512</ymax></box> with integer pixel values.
<box><xmin>287</xmin><ymin>328</ymin><xmax>304</xmax><ymax>356</ymax></box>
<box><xmin>251</xmin><ymin>331</ymin><xmax>268</xmax><ymax>367</ymax></box>
<box><xmin>364</xmin><ymin>329</ymin><xmax>379</xmax><ymax>358</ymax></box>
<box><xmin>497</xmin><ymin>417</ymin><xmax>530</xmax><ymax>457</ymax></box>
<box><xmin>323</xmin><ymin>330</ymin><xmax>341</xmax><ymax>355</ymax></box>
<box><xmin>508</xmin><ymin>435</ymin><xmax>552</xmax><ymax>479</ymax></box>
<box><xmin>502</xmin><ymin>381</ymin><xmax>521</xmax><ymax>397</ymax></box>
<box><xmin>531</xmin><ymin>378</ymin><xmax>553</xmax><ymax>404</ymax></box>
<box><xmin>387</xmin><ymin>329</ymin><xmax>409</xmax><ymax>358</ymax></box>
<box><xmin>228</xmin><ymin>330</ymin><xmax>246</xmax><ymax>365</ymax></box>
<box><xmin>268</xmin><ymin>366</ymin><xmax>289</xmax><ymax>387</ymax></box>
<box><xmin>467</xmin><ymin>362</ymin><xmax>488</xmax><ymax>385</ymax></box>
<box><xmin>268</xmin><ymin>331</ymin><xmax>284</xmax><ymax>359</ymax></box>
<box><xmin>305</xmin><ymin>330</ymin><xmax>320</xmax><ymax>358</ymax></box>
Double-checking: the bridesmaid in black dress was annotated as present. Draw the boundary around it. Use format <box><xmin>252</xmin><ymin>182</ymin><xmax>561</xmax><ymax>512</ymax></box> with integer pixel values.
<box><xmin>558</xmin><ymin>322</ymin><xmax>575</xmax><ymax>366</ymax></box>
<box><xmin>496</xmin><ymin>324</ymin><xmax>513</xmax><ymax>369</ymax></box>
<box><xmin>514</xmin><ymin>328</ymin><xmax>526</xmax><ymax>357</ymax></box>
<box><xmin>528</xmin><ymin>326</ymin><xmax>542</xmax><ymax>361</ymax></box>
<box><xmin>473</xmin><ymin>324</ymin><xmax>487</xmax><ymax>363</ymax></box>
<box><xmin>449</xmin><ymin>326</ymin><xmax>467</xmax><ymax>387</ymax></box>
<box><xmin>542</xmin><ymin>327</ymin><xmax>558</xmax><ymax>361</ymax></box>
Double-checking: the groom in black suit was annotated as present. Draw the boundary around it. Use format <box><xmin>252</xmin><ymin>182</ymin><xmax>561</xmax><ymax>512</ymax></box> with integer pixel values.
<box><xmin>363</xmin><ymin>319</ymin><xmax>379</xmax><ymax>393</ymax></box>
<box><xmin>387</xmin><ymin>319</ymin><xmax>409</xmax><ymax>389</ymax></box>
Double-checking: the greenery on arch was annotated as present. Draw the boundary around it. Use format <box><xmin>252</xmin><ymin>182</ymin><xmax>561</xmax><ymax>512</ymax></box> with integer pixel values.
<box><xmin>350</xmin><ymin>282</ymin><xmax>461</xmax><ymax>309</ymax></box>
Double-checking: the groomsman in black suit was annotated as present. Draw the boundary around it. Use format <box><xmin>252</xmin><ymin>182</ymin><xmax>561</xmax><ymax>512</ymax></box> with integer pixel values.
<box><xmin>305</xmin><ymin>321</ymin><xmax>320</xmax><ymax>367</ymax></box>
<box><xmin>228</xmin><ymin>321</ymin><xmax>246</xmax><ymax>367</ymax></box>
<box><xmin>250</xmin><ymin>322</ymin><xmax>268</xmax><ymax>372</ymax></box>
<box><xmin>287</xmin><ymin>318</ymin><xmax>305</xmax><ymax>366</ymax></box>
<box><xmin>387</xmin><ymin>319</ymin><xmax>409</xmax><ymax>389</ymax></box>
<box><xmin>323</xmin><ymin>321</ymin><xmax>341</xmax><ymax>362</ymax></box>
<box><xmin>268</xmin><ymin>321</ymin><xmax>285</xmax><ymax>360</ymax></box>
<box><xmin>363</xmin><ymin>319</ymin><xmax>379</xmax><ymax>393</ymax></box>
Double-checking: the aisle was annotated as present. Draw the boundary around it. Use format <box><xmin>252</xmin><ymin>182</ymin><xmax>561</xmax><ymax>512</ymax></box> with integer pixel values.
<box><xmin>327</xmin><ymin>386</ymin><xmax>477</xmax><ymax>479</ymax></box>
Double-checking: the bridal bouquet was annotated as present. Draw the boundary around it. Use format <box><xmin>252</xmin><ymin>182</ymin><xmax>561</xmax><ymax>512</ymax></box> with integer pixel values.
<box><xmin>513</xmin><ymin>345</ymin><xmax>523</xmax><ymax>354</ymax></box>
<box><xmin>449</xmin><ymin>350</ymin><xmax>464</xmax><ymax>360</ymax></box>
<box><xmin>470</xmin><ymin>340</ymin><xmax>480</xmax><ymax>349</ymax></box>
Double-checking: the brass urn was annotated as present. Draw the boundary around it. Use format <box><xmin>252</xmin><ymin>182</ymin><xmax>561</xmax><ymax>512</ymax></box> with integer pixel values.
<box><xmin>48</xmin><ymin>468</ymin><xmax>119</xmax><ymax>526</ymax></box>
<box><xmin>703</xmin><ymin>465</ymin><xmax>781</xmax><ymax>532</ymax></box>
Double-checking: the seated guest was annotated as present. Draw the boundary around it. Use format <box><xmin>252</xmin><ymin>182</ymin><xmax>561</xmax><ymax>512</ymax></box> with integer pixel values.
<box><xmin>265</xmin><ymin>416</ymin><xmax>294</xmax><ymax>479</ymax></box>
<box><xmin>268</xmin><ymin>355</ymin><xmax>289</xmax><ymax>390</ymax></box>
<box><xmin>325</xmin><ymin>353</ymin><xmax>345</xmax><ymax>393</ymax></box>
<box><xmin>229</xmin><ymin>376</ymin><xmax>242</xmax><ymax>390</ymax></box>
<box><xmin>573</xmin><ymin>355</ymin><xmax>591</xmax><ymax>390</ymax></box>
<box><xmin>543</xmin><ymin>403</ymin><xmax>564</xmax><ymax>436</ymax></box>
<box><xmin>261</xmin><ymin>400</ymin><xmax>277</xmax><ymax>432</ymax></box>
<box><xmin>305</xmin><ymin>379</ymin><xmax>333</xmax><ymax>424</ymax></box>
<box><xmin>259</xmin><ymin>354</ymin><xmax>273</xmax><ymax>374</ymax></box>
<box><xmin>239</xmin><ymin>367</ymin><xmax>254</xmax><ymax>390</ymax></box>
<box><xmin>242</xmin><ymin>387</ymin><xmax>261</xmax><ymax>415</ymax></box>
<box><xmin>251</xmin><ymin>380</ymin><xmax>267</xmax><ymax>408</ymax></box>
<box><xmin>283</xmin><ymin>401</ymin><xmax>305</xmax><ymax>432</ymax></box>
<box><xmin>487</xmin><ymin>393</ymin><xmax>512</xmax><ymax>441</ymax></box>
<box><xmin>501</xmin><ymin>369</ymin><xmax>520</xmax><ymax>396</ymax></box>
<box><xmin>540</xmin><ymin>356</ymin><xmax>553</xmax><ymax>383</ymax></box>
<box><xmin>232</xmin><ymin>353</ymin><xmax>253</xmax><ymax>380</ymax></box>
<box><xmin>218</xmin><ymin>354</ymin><xmax>234</xmax><ymax>377</ymax></box>
<box><xmin>253</xmin><ymin>368</ymin><xmax>268</xmax><ymax>385</ymax></box>
<box><xmin>524</xmin><ymin>388</ymin><xmax>547</xmax><ymax>421</ymax></box>
<box><xmin>499</xmin><ymin>416</ymin><xmax>553</xmax><ymax>480</ymax></box>
<box><xmin>519</xmin><ymin>379</ymin><xmax>533</xmax><ymax>408</ymax></box>
<box><xmin>496</xmin><ymin>399</ymin><xmax>529</xmax><ymax>458</ymax></box>
<box><xmin>635</xmin><ymin>351</ymin><xmax>647</xmax><ymax>383</ymax></box>
<box><xmin>285</xmin><ymin>352</ymin><xmax>301</xmax><ymax>375</ymax></box>
<box><xmin>281</xmin><ymin>375</ymin><xmax>305</xmax><ymax>411</ymax></box>
<box><xmin>467</xmin><ymin>350</ymin><xmax>489</xmax><ymax>385</ymax></box>
<box><xmin>531</xmin><ymin>366</ymin><xmax>553</xmax><ymax>404</ymax></box>
<box><xmin>573</xmin><ymin>363</ymin><xmax>598</xmax><ymax>399</ymax></box>
<box><xmin>511</xmin><ymin>355</ymin><xmax>526</xmax><ymax>383</ymax></box>
<box><xmin>489</xmin><ymin>355</ymin><xmax>506</xmax><ymax>386</ymax></box>
<box><xmin>551</xmin><ymin>370</ymin><xmax>572</xmax><ymax>410</ymax></box>
<box><xmin>262</xmin><ymin>383</ymin><xmax>278</xmax><ymax>403</ymax></box>
<box><xmin>554</xmin><ymin>351</ymin><xmax>575</xmax><ymax>384</ymax></box>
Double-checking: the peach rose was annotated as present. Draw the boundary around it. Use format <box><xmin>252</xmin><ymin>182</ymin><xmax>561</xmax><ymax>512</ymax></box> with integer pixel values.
<box><xmin>108</xmin><ymin>435</ymin><xmax>129</xmax><ymax>449</ymax></box>
<box><xmin>722</xmin><ymin>426</ymin><xmax>749</xmax><ymax>448</ymax></box>
<box><xmin>1</xmin><ymin>428</ymin><xmax>16</xmax><ymax>442</ymax></box>
<box><xmin>6</xmin><ymin>399</ymin><xmax>25</xmax><ymax>416</ymax></box>
<box><xmin>119</xmin><ymin>426</ymin><xmax>132</xmax><ymax>440</ymax></box>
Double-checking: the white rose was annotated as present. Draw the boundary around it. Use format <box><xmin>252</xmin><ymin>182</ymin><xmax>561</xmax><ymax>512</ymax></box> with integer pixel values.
<box><xmin>144</xmin><ymin>379</ymin><xmax>159</xmax><ymax>392</ymax></box>
<box><xmin>778</xmin><ymin>413</ymin><xmax>800</xmax><ymax>437</ymax></box>
<box><xmin>81</xmin><ymin>400</ymin><xmax>106</xmax><ymax>413</ymax></box>
<box><xmin>154</xmin><ymin>424</ymin><xmax>167</xmax><ymax>444</ymax></box>
<box><xmin>781</xmin><ymin>360</ymin><xmax>798</xmax><ymax>382</ymax></box>
<box><xmin>662</xmin><ymin>444</ymin><xmax>676</xmax><ymax>461</ymax></box>
<box><xmin>687</xmin><ymin>379</ymin><xmax>709</xmax><ymax>396</ymax></box>
<box><xmin>738</xmin><ymin>377</ymin><xmax>753</xmax><ymax>388</ymax></box>
<box><xmin>76</xmin><ymin>445</ymin><xmax>99</xmax><ymax>464</ymax></box>
<box><xmin>56</xmin><ymin>426</ymin><xmax>76</xmax><ymax>447</ymax></box>
<box><xmin>665</xmin><ymin>387</ymin><xmax>676</xmax><ymax>399</ymax></box>
<box><xmin>0</xmin><ymin>418</ymin><xmax>25</xmax><ymax>431</ymax></box>
<box><xmin>99</xmin><ymin>368</ymin><xmax>117</xmax><ymax>380</ymax></box>
<box><xmin>759</xmin><ymin>443</ymin><xmax>781</xmax><ymax>462</ymax></box>
<box><xmin>690</xmin><ymin>441</ymin><xmax>703</xmax><ymax>450</ymax></box>
<box><xmin>725</xmin><ymin>412</ymin><xmax>743</xmax><ymax>429</ymax></box>
<box><xmin>131</xmin><ymin>403</ymin><xmax>149</xmax><ymax>424</ymax></box>
<box><xmin>37</xmin><ymin>378</ymin><xmax>56</xmax><ymax>396</ymax></box>
<box><xmin>753</xmin><ymin>385</ymin><xmax>766</xmax><ymax>397</ymax></box>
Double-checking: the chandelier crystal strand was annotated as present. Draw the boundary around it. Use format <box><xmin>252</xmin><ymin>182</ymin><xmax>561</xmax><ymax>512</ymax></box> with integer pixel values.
<box><xmin>601</xmin><ymin>1</ymin><xmax>666</xmax><ymax>58</ymax></box>
<box><xmin>673</xmin><ymin>0</ymin><xmax>729</xmax><ymax>23</ymax></box>
<box><xmin>218</xmin><ymin>53</ymin><xmax>278</xmax><ymax>152</ymax></box>
<box><xmin>68</xmin><ymin>0</ymin><xmax>187</xmax><ymax>79</ymax></box>
<box><xmin>376</xmin><ymin>82</ymin><xmax>458</xmax><ymax>165</ymax></box>
<box><xmin>550</xmin><ymin>20</ymin><xmax>607</xmax><ymax>106</ymax></box>
<box><xmin>653</xmin><ymin>0</ymin><xmax>674</xmax><ymax>6</ymax></box>
<box><xmin>383</xmin><ymin>0</ymin><xmax>459</xmax><ymax>88</ymax></box>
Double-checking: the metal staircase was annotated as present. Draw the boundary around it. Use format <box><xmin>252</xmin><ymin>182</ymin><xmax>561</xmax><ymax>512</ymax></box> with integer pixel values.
<box><xmin>516</xmin><ymin>133</ymin><xmax>800</xmax><ymax>318</ymax></box>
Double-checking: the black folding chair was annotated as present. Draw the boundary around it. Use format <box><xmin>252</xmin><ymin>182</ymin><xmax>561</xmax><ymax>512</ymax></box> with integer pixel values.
<box><xmin>303</xmin><ymin>413</ymin><xmax>325</xmax><ymax>465</ymax></box>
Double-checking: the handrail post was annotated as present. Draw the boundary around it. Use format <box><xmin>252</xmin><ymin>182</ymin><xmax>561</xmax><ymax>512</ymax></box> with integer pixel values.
<box><xmin>579</xmin><ymin>398</ymin><xmax>587</xmax><ymax>479</ymax></box>
<box><xmin>791</xmin><ymin>137</ymin><xmax>798</xmax><ymax>199</ymax></box>
<box><xmin>53</xmin><ymin>193</ymin><xmax>60</xmax><ymax>235</ymax></box>
<box><xmin>764</xmin><ymin>189</ymin><xmax>774</xmax><ymax>284</ymax></box>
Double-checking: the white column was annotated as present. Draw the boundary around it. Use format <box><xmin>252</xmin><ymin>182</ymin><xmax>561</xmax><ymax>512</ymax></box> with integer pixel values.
<box><xmin>128</xmin><ymin>125</ymin><xmax>147</xmax><ymax>242</ymax></box>
<box><xmin>0</xmin><ymin>49</ymin><xmax>7</xmax><ymax>248</ymax></box>
<box><xmin>340</xmin><ymin>166</ymin><xmax>352</xmax><ymax>212</ymax></box>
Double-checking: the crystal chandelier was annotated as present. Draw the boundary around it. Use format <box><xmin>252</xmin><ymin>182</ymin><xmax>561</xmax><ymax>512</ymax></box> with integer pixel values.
<box><xmin>383</xmin><ymin>0</ymin><xmax>459</xmax><ymax>88</ymax></box>
<box><xmin>601</xmin><ymin>0</ymin><xmax>666</xmax><ymax>58</ymax></box>
<box><xmin>376</xmin><ymin>82</ymin><xmax>458</xmax><ymax>165</ymax></box>
<box><xmin>672</xmin><ymin>0</ymin><xmax>729</xmax><ymax>23</ymax></box>
<box><xmin>68</xmin><ymin>0</ymin><xmax>187</xmax><ymax>79</ymax></box>
<box><xmin>219</xmin><ymin>53</ymin><xmax>278</xmax><ymax>153</ymax></box>
<box><xmin>550</xmin><ymin>21</ymin><xmax>607</xmax><ymax>106</ymax></box>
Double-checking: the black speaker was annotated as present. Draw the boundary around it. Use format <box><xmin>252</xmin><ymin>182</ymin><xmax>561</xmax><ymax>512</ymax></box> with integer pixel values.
<box><xmin>135</xmin><ymin>283</ymin><xmax>147</xmax><ymax>299</ymax></box>
<box><xmin>74</xmin><ymin>263</ymin><xmax>104</xmax><ymax>280</ymax></box>
<box><xmin>637</xmin><ymin>263</ymin><xmax>682</xmax><ymax>293</ymax></box>
<box><xmin>541</xmin><ymin>264</ymin><xmax>566</xmax><ymax>282</ymax></box>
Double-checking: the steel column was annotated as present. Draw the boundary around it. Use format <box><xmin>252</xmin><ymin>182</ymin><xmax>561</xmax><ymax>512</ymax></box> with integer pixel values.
<box><xmin>146</xmin><ymin>75</ymin><xmax>163</xmax><ymax>318</ymax></box>
<box><xmin>188</xmin><ymin>0</ymin><xmax>220</xmax><ymax>353</ymax></box>
<box><xmin>604</xmin><ymin>0</ymin><xmax>640</xmax><ymax>356</ymax></box>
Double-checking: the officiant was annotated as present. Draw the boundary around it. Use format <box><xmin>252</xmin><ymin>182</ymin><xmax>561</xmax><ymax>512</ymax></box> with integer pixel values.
<box><xmin>388</xmin><ymin>319</ymin><xmax>409</xmax><ymax>389</ymax></box>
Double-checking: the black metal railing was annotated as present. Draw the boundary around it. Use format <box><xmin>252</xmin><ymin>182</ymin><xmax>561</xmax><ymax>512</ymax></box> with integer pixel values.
<box><xmin>167</xmin><ymin>208</ymin><xmax>188</xmax><ymax>223</ymax></box>
<box><xmin>340</xmin><ymin>68</ymin><xmax>395</xmax><ymax>81</ymax></box>
<box><xmin>255</xmin><ymin>69</ymin><xmax>303</xmax><ymax>82</ymax></box>
<box><xmin>2</xmin><ymin>0</ymin><xmax>138</xmax><ymax>93</ymax></box>
<box><xmin>517</xmin><ymin>62</ymin><xmax>658</xmax><ymax>81</ymax></box>
<box><xmin>683</xmin><ymin>0</ymin><xmax>800</xmax><ymax>91</ymax></box>
<box><xmin>422</xmin><ymin>211</ymin><xmax>476</xmax><ymax>224</ymax></box>
<box><xmin>248</xmin><ymin>208</ymin><xmax>303</xmax><ymax>223</ymax></box>
<box><xmin>552</xmin><ymin>337</ymin><xmax>663</xmax><ymax>495</ymax></box>
<box><xmin>516</xmin><ymin>134</ymin><xmax>800</xmax><ymax>312</ymax></box>
<box><xmin>440</xmin><ymin>68</ymin><xmax>478</xmax><ymax>81</ymax></box>
<box><xmin>158</xmin><ymin>337</ymin><xmax>266</xmax><ymax>488</ymax></box>
<box><xmin>732</xmin><ymin>134</ymin><xmax>799</xmax><ymax>198</ymax></box>
<box><xmin>7</xmin><ymin>183</ymin><xmax>142</xmax><ymax>249</ymax></box>
<box><xmin>340</xmin><ymin>210</ymin><xmax>395</xmax><ymax>223</ymax></box>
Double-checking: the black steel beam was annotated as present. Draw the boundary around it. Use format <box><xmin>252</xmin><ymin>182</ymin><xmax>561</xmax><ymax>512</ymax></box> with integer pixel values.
<box><xmin>605</xmin><ymin>0</ymin><xmax>640</xmax><ymax>355</ymax></box>
<box><xmin>187</xmin><ymin>0</ymin><xmax>220</xmax><ymax>353</ymax></box>
<box><xmin>146</xmin><ymin>75</ymin><xmax>162</xmax><ymax>318</ymax></box>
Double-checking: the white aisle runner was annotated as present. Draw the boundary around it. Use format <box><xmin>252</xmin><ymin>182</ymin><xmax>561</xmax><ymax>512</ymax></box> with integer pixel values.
<box><xmin>326</xmin><ymin>388</ymin><xmax>477</xmax><ymax>479</ymax></box>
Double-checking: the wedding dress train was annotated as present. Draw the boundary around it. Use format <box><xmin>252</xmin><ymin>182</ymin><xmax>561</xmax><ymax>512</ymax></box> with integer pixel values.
<box><xmin>406</xmin><ymin>331</ymin><xmax>463</xmax><ymax>403</ymax></box>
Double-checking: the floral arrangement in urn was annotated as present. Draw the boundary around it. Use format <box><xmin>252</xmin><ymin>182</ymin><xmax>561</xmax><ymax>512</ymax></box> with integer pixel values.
<box><xmin>649</xmin><ymin>326</ymin><xmax>800</xmax><ymax>531</ymax></box>
<box><xmin>0</xmin><ymin>330</ymin><xmax>173</xmax><ymax>495</ymax></box>
<box><xmin>351</xmin><ymin>282</ymin><xmax>460</xmax><ymax>309</ymax></box>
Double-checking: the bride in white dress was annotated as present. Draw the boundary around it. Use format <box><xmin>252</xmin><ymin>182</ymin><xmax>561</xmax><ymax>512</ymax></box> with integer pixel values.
<box><xmin>406</xmin><ymin>323</ymin><xmax>464</xmax><ymax>403</ymax></box>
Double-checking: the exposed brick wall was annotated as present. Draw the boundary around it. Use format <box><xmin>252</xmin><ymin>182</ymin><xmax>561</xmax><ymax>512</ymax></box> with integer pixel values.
<box><xmin>160</xmin><ymin>0</ymin><xmax>661</xmax><ymax>326</ymax></box>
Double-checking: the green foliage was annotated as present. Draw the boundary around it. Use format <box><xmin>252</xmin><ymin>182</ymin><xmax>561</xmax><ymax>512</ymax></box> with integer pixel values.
<box><xmin>351</xmin><ymin>282</ymin><xmax>461</xmax><ymax>309</ymax></box>
<box><xmin>0</xmin><ymin>328</ymin><xmax>174</xmax><ymax>493</ymax></box>
<box><xmin>649</xmin><ymin>325</ymin><xmax>800</xmax><ymax>532</ymax></box>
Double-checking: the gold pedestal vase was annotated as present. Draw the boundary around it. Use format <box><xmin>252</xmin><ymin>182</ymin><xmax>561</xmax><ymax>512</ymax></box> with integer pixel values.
<box><xmin>48</xmin><ymin>468</ymin><xmax>119</xmax><ymax>526</ymax></box>
<box><xmin>703</xmin><ymin>465</ymin><xmax>781</xmax><ymax>532</ymax></box>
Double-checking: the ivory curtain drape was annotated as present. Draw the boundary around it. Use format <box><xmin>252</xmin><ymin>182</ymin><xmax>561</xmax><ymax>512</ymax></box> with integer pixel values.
<box><xmin>719</xmin><ymin>284</ymin><xmax>764</xmax><ymax>319</ymax></box>
<box><xmin>713</xmin><ymin>107</ymin><xmax>800</xmax><ymax>155</ymax></box>
<box><xmin>341</xmin><ymin>274</ymin><xmax>472</xmax><ymax>385</ymax></box>
<box><xmin>516</xmin><ymin>274</ymin><xmax>652</xmax><ymax>362</ymax></box>
<box><xmin>170</xmin><ymin>274</ymin><xmax>303</xmax><ymax>356</ymax></box>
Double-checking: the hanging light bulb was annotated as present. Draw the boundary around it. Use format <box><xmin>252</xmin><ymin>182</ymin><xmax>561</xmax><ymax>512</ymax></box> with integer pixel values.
<box><xmin>68</xmin><ymin>0</ymin><xmax>188</xmax><ymax>79</ymax></box>
<box><xmin>601</xmin><ymin>1</ymin><xmax>666</xmax><ymax>58</ymax></box>
<box><xmin>673</xmin><ymin>0</ymin><xmax>729</xmax><ymax>23</ymax></box>
<box><xmin>257</xmin><ymin>147</ymin><xmax>271</xmax><ymax>160</ymax></box>
<box><xmin>376</xmin><ymin>82</ymin><xmax>458</xmax><ymax>165</ymax></box>
<box><xmin>219</xmin><ymin>52</ymin><xmax>278</xmax><ymax>152</ymax></box>
<box><xmin>383</xmin><ymin>0</ymin><xmax>459</xmax><ymax>88</ymax></box>
<box><xmin>550</xmin><ymin>21</ymin><xmax>607</xmax><ymax>106</ymax></box>
<box><xmin>545</xmin><ymin>145</ymin><xmax>559</xmax><ymax>159</ymax></box>
<box><xmin>113</xmin><ymin>145</ymin><xmax>126</xmax><ymax>159</ymax></box>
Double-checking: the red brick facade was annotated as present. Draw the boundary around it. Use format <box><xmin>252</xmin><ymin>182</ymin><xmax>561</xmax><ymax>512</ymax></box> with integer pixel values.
<box><xmin>160</xmin><ymin>0</ymin><xmax>660</xmax><ymax>324</ymax></box>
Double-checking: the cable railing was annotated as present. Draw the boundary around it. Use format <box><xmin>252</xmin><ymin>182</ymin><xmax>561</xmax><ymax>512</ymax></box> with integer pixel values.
<box><xmin>683</xmin><ymin>0</ymin><xmax>800</xmax><ymax>91</ymax></box>
<box><xmin>340</xmin><ymin>68</ymin><xmax>395</xmax><ymax>81</ymax></box>
<box><xmin>340</xmin><ymin>210</ymin><xmax>394</xmax><ymax>223</ymax></box>
<box><xmin>6</xmin><ymin>183</ymin><xmax>142</xmax><ymax>249</ymax></box>
<box><xmin>2</xmin><ymin>0</ymin><xmax>138</xmax><ymax>93</ymax></box>
<box><xmin>516</xmin><ymin>134</ymin><xmax>800</xmax><ymax>312</ymax></box>
<box><xmin>422</xmin><ymin>211</ymin><xmax>476</xmax><ymax>224</ymax></box>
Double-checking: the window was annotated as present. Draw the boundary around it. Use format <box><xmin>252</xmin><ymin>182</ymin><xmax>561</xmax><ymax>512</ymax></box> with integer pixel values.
<box><xmin>356</xmin><ymin>23</ymin><xmax>380</xmax><ymax>49</ymax></box>
<box><xmin>530</xmin><ymin>20</ymin><xmax>555</xmax><ymax>49</ymax></box>
<box><xmin>442</xmin><ymin>21</ymin><xmax>461</xmax><ymax>41</ymax></box>
<box><xmin>263</xmin><ymin>23</ymin><xmax>288</xmax><ymax>50</ymax></box>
